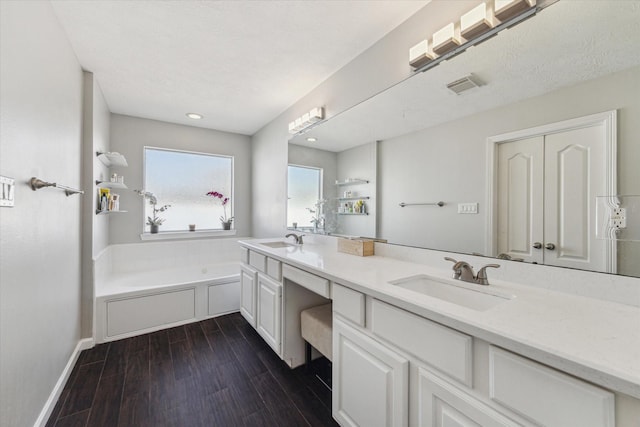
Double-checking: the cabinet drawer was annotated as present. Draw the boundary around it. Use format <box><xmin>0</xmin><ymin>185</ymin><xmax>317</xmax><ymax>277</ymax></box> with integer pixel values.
<box><xmin>240</xmin><ymin>247</ymin><xmax>249</xmax><ymax>264</ymax></box>
<box><xmin>266</xmin><ymin>257</ymin><xmax>282</xmax><ymax>281</ymax></box>
<box><xmin>489</xmin><ymin>346</ymin><xmax>614</xmax><ymax>427</ymax></box>
<box><xmin>282</xmin><ymin>264</ymin><xmax>330</xmax><ymax>298</ymax></box>
<box><xmin>332</xmin><ymin>283</ymin><xmax>365</xmax><ymax>327</ymax></box>
<box><xmin>371</xmin><ymin>299</ymin><xmax>472</xmax><ymax>386</ymax></box>
<box><xmin>249</xmin><ymin>250</ymin><xmax>267</xmax><ymax>273</ymax></box>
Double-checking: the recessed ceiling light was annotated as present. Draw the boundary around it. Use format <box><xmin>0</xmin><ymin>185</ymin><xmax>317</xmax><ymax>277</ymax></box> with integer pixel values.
<box><xmin>306</xmin><ymin>137</ymin><xmax>317</xmax><ymax>142</ymax></box>
<box><xmin>186</xmin><ymin>113</ymin><xmax>203</xmax><ymax>120</ymax></box>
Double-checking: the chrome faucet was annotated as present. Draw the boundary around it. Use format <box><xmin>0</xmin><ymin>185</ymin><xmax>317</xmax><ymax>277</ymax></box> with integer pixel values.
<box><xmin>285</xmin><ymin>233</ymin><xmax>304</xmax><ymax>244</ymax></box>
<box><xmin>445</xmin><ymin>257</ymin><xmax>500</xmax><ymax>286</ymax></box>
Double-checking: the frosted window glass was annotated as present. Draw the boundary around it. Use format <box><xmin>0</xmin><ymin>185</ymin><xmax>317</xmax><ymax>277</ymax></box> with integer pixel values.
<box><xmin>144</xmin><ymin>147</ymin><xmax>233</xmax><ymax>232</ymax></box>
<box><xmin>288</xmin><ymin>165</ymin><xmax>321</xmax><ymax>227</ymax></box>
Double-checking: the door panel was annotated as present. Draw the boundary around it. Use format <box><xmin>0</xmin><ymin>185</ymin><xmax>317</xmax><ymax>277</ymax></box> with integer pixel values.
<box><xmin>497</xmin><ymin>137</ymin><xmax>544</xmax><ymax>263</ymax></box>
<box><xmin>544</xmin><ymin>125</ymin><xmax>606</xmax><ymax>271</ymax></box>
<box><xmin>256</xmin><ymin>273</ymin><xmax>282</xmax><ymax>354</ymax></box>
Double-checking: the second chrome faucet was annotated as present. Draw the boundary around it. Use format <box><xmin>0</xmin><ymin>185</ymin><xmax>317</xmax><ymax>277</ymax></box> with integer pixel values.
<box><xmin>445</xmin><ymin>257</ymin><xmax>500</xmax><ymax>286</ymax></box>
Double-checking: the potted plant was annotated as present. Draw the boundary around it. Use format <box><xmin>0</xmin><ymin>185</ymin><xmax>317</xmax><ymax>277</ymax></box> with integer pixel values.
<box><xmin>136</xmin><ymin>190</ymin><xmax>171</xmax><ymax>234</ymax></box>
<box><xmin>206</xmin><ymin>190</ymin><xmax>233</xmax><ymax>230</ymax></box>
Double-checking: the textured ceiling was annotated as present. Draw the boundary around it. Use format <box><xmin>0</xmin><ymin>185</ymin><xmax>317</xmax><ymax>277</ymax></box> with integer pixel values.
<box><xmin>50</xmin><ymin>0</ymin><xmax>429</xmax><ymax>135</ymax></box>
<box><xmin>290</xmin><ymin>0</ymin><xmax>640</xmax><ymax>152</ymax></box>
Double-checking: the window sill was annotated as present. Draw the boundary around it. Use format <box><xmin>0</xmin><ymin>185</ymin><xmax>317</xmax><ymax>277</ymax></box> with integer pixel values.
<box><xmin>140</xmin><ymin>229</ymin><xmax>237</xmax><ymax>241</ymax></box>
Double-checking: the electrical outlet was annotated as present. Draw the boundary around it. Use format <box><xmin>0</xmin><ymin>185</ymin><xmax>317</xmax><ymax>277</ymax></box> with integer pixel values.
<box><xmin>611</xmin><ymin>207</ymin><xmax>626</xmax><ymax>229</ymax></box>
<box><xmin>0</xmin><ymin>176</ymin><xmax>15</xmax><ymax>207</ymax></box>
<box><xmin>458</xmin><ymin>203</ymin><xmax>478</xmax><ymax>214</ymax></box>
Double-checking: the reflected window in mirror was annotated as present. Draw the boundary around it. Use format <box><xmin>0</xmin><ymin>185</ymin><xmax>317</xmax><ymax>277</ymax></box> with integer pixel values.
<box><xmin>287</xmin><ymin>165</ymin><xmax>322</xmax><ymax>229</ymax></box>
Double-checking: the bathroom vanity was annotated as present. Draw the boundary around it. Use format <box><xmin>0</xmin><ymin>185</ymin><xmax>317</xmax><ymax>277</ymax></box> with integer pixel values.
<box><xmin>239</xmin><ymin>236</ymin><xmax>640</xmax><ymax>426</ymax></box>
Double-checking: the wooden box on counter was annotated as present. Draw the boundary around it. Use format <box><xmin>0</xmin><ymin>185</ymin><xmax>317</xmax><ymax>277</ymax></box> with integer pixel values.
<box><xmin>337</xmin><ymin>238</ymin><xmax>375</xmax><ymax>257</ymax></box>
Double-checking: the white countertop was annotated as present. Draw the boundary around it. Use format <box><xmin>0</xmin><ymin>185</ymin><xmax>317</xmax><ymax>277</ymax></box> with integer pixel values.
<box><xmin>240</xmin><ymin>238</ymin><xmax>640</xmax><ymax>399</ymax></box>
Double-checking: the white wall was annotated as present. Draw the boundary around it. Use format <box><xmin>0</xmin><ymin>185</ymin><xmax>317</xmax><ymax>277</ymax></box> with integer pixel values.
<box><xmin>251</xmin><ymin>1</ymin><xmax>475</xmax><ymax>237</ymax></box>
<box><xmin>377</xmin><ymin>66</ymin><xmax>640</xmax><ymax>276</ymax></box>
<box><xmin>108</xmin><ymin>114</ymin><xmax>252</xmax><ymax>244</ymax></box>
<box><xmin>0</xmin><ymin>2</ymin><xmax>83</xmax><ymax>426</ymax></box>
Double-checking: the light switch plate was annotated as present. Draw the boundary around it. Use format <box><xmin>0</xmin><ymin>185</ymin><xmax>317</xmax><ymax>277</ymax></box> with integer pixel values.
<box><xmin>1</xmin><ymin>175</ymin><xmax>15</xmax><ymax>207</ymax></box>
<box><xmin>458</xmin><ymin>202</ymin><xmax>478</xmax><ymax>214</ymax></box>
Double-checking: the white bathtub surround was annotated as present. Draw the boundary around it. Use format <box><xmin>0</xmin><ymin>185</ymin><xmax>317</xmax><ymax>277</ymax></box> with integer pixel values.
<box><xmin>95</xmin><ymin>238</ymin><xmax>243</xmax><ymax>342</ymax></box>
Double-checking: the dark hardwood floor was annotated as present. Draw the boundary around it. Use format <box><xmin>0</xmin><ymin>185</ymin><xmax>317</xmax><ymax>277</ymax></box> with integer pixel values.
<box><xmin>46</xmin><ymin>313</ymin><xmax>338</xmax><ymax>427</ymax></box>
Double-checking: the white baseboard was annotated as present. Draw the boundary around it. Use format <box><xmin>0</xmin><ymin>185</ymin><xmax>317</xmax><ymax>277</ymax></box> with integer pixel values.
<box><xmin>33</xmin><ymin>338</ymin><xmax>95</xmax><ymax>427</ymax></box>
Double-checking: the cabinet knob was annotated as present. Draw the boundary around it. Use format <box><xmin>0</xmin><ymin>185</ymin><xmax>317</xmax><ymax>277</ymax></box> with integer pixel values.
<box><xmin>545</xmin><ymin>243</ymin><xmax>556</xmax><ymax>250</ymax></box>
<box><xmin>532</xmin><ymin>242</ymin><xmax>542</xmax><ymax>249</ymax></box>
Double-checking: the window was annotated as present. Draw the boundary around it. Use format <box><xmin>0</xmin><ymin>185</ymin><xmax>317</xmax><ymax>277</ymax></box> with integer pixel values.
<box><xmin>144</xmin><ymin>147</ymin><xmax>233</xmax><ymax>232</ymax></box>
<box><xmin>287</xmin><ymin>164</ymin><xmax>322</xmax><ymax>228</ymax></box>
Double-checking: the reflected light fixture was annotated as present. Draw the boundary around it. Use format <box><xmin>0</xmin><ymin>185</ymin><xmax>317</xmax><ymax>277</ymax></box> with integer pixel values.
<box><xmin>288</xmin><ymin>107</ymin><xmax>324</xmax><ymax>134</ymax></box>
<box><xmin>306</xmin><ymin>137</ymin><xmax>317</xmax><ymax>143</ymax></box>
<box><xmin>186</xmin><ymin>113</ymin><xmax>203</xmax><ymax>119</ymax></box>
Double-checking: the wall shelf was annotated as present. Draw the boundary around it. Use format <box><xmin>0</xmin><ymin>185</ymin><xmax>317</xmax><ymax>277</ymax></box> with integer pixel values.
<box><xmin>96</xmin><ymin>210</ymin><xmax>128</xmax><ymax>215</ymax></box>
<box><xmin>338</xmin><ymin>196</ymin><xmax>370</xmax><ymax>201</ymax></box>
<box><xmin>336</xmin><ymin>179</ymin><xmax>369</xmax><ymax>186</ymax></box>
<box><xmin>97</xmin><ymin>152</ymin><xmax>128</xmax><ymax>168</ymax></box>
<box><xmin>96</xmin><ymin>180</ymin><xmax>128</xmax><ymax>189</ymax></box>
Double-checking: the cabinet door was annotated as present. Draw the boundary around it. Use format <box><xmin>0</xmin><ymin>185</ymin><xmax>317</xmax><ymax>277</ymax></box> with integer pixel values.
<box><xmin>417</xmin><ymin>368</ymin><xmax>522</xmax><ymax>427</ymax></box>
<box><xmin>333</xmin><ymin>318</ymin><xmax>409</xmax><ymax>427</ymax></box>
<box><xmin>240</xmin><ymin>264</ymin><xmax>257</xmax><ymax>327</ymax></box>
<box><xmin>256</xmin><ymin>273</ymin><xmax>282</xmax><ymax>355</ymax></box>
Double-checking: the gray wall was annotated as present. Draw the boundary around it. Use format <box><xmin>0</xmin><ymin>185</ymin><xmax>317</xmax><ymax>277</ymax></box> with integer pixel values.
<box><xmin>81</xmin><ymin>72</ymin><xmax>111</xmax><ymax>338</ymax></box>
<box><xmin>0</xmin><ymin>2</ymin><xmax>83</xmax><ymax>426</ymax></box>
<box><xmin>251</xmin><ymin>1</ymin><xmax>474</xmax><ymax>237</ymax></box>
<box><xmin>288</xmin><ymin>143</ymin><xmax>338</xmax><ymax>209</ymax></box>
<box><xmin>377</xmin><ymin>66</ymin><xmax>640</xmax><ymax>276</ymax></box>
<box><xmin>109</xmin><ymin>114</ymin><xmax>252</xmax><ymax>244</ymax></box>
<box><xmin>336</xmin><ymin>142</ymin><xmax>377</xmax><ymax>237</ymax></box>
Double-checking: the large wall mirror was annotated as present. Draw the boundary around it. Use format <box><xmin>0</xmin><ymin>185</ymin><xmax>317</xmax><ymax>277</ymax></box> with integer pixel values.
<box><xmin>288</xmin><ymin>1</ymin><xmax>640</xmax><ymax>278</ymax></box>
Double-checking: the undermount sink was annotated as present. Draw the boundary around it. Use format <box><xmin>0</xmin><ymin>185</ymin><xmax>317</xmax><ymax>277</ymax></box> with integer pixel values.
<box><xmin>260</xmin><ymin>241</ymin><xmax>297</xmax><ymax>248</ymax></box>
<box><xmin>389</xmin><ymin>274</ymin><xmax>514</xmax><ymax>311</ymax></box>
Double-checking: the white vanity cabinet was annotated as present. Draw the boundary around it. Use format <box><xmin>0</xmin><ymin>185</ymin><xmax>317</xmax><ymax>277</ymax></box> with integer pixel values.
<box><xmin>239</xmin><ymin>264</ymin><xmax>258</xmax><ymax>327</ymax></box>
<box><xmin>333</xmin><ymin>318</ymin><xmax>409</xmax><ymax>427</ymax></box>
<box><xmin>332</xmin><ymin>297</ymin><xmax>616</xmax><ymax>427</ymax></box>
<box><xmin>241</xmin><ymin>250</ymin><xmax>284</xmax><ymax>353</ymax></box>
<box><xmin>256</xmin><ymin>272</ymin><xmax>282</xmax><ymax>355</ymax></box>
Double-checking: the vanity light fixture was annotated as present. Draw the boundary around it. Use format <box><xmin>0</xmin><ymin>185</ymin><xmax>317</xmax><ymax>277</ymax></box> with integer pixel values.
<box><xmin>432</xmin><ymin>23</ymin><xmax>462</xmax><ymax>56</ymax></box>
<box><xmin>461</xmin><ymin>3</ymin><xmax>496</xmax><ymax>40</ymax></box>
<box><xmin>186</xmin><ymin>113</ymin><xmax>203</xmax><ymax>120</ymax></box>
<box><xmin>288</xmin><ymin>107</ymin><xmax>324</xmax><ymax>135</ymax></box>
<box><xmin>409</xmin><ymin>40</ymin><xmax>438</xmax><ymax>69</ymax></box>
<box><xmin>409</xmin><ymin>0</ymin><xmax>537</xmax><ymax>71</ymax></box>
<box><xmin>494</xmin><ymin>0</ymin><xmax>535</xmax><ymax>22</ymax></box>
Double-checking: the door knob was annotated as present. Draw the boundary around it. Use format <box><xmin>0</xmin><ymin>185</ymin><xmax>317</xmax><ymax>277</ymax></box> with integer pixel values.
<box><xmin>532</xmin><ymin>242</ymin><xmax>542</xmax><ymax>249</ymax></box>
<box><xmin>545</xmin><ymin>243</ymin><xmax>556</xmax><ymax>250</ymax></box>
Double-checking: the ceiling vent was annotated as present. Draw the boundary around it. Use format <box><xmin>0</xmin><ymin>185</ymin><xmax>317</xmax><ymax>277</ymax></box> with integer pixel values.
<box><xmin>446</xmin><ymin>74</ymin><xmax>483</xmax><ymax>95</ymax></box>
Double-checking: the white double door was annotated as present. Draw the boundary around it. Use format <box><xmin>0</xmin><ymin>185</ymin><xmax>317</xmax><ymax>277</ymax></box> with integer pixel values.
<box><xmin>496</xmin><ymin>120</ymin><xmax>612</xmax><ymax>272</ymax></box>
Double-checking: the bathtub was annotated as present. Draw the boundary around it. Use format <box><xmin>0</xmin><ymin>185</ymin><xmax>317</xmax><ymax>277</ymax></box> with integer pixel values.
<box><xmin>94</xmin><ymin>238</ymin><xmax>242</xmax><ymax>343</ymax></box>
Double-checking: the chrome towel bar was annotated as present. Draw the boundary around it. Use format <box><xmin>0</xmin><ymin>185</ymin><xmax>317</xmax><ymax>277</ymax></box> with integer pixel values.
<box><xmin>399</xmin><ymin>201</ymin><xmax>444</xmax><ymax>207</ymax></box>
<box><xmin>30</xmin><ymin>177</ymin><xmax>84</xmax><ymax>196</ymax></box>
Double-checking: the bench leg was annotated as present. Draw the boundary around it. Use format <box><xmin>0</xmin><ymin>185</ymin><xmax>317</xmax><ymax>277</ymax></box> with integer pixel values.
<box><xmin>305</xmin><ymin>341</ymin><xmax>312</xmax><ymax>371</ymax></box>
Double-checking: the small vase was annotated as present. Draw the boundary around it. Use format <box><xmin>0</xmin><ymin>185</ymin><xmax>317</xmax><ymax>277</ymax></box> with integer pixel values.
<box><xmin>221</xmin><ymin>221</ymin><xmax>232</xmax><ymax>230</ymax></box>
<box><xmin>150</xmin><ymin>224</ymin><xmax>159</xmax><ymax>234</ymax></box>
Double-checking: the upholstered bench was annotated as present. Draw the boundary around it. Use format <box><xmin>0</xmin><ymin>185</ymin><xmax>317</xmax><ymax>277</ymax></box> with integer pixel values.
<box><xmin>301</xmin><ymin>303</ymin><xmax>333</xmax><ymax>363</ymax></box>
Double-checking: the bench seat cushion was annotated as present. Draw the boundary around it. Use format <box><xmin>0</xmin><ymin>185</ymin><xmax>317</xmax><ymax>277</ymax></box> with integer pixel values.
<box><xmin>301</xmin><ymin>303</ymin><xmax>333</xmax><ymax>361</ymax></box>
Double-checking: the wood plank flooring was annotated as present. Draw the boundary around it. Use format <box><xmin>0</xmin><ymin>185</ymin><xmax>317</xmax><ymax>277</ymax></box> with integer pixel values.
<box><xmin>46</xmin><ymin>313</ymin><xmax>338</xmax><ymax>427</ymax></box>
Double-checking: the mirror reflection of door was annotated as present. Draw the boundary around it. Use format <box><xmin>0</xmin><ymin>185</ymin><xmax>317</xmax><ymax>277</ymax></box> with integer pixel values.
<box><xmin>287</xmin><ymin>164</ymin><xmax>322</xmax><ymax>230</ymax></box>
<box><xmin>495</xmin><ymin>113</ymin><xmax>615</xmax><ymax>273</ymax></box>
